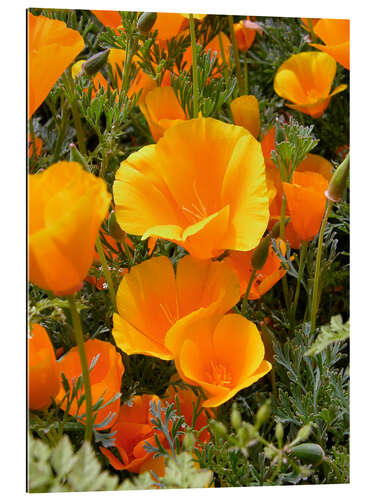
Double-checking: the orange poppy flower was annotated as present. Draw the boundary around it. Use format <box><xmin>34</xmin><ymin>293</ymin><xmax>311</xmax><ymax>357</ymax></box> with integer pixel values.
<box><xmin>224</xmin><ymin>239</ymin><xmax>287</xmax><ymax>298</ymax></box>
<box><xmin>274</xmin><ymin>52</ymin><xmax>347</xmax><ymax>118</ymax></box>
<box><xmin>91</xmin><ymin>10</ymin><xmax>122</xmax><ymax>30</ymax></box>
<box><xmin>28</xmin><ymin>133</ymin><xmax>43</xmax><ymax>158</ymax></box>
<box><xmin>152</xmin><ymin>13</ymin><xmax>187</xmax><ymax>44</ymax></box>
<box><xmin>165</xmin><ymin>311</ymin><xmax>272</xmax><ymax>407</ymax></box>
<box><xmin>113</xmin><ymin>118</ymin><xmax>269</xmax><ymax>259</ymax></box>
<box><xmin>28</xmin><ymin>324</ymin><xmax>60</xmax><ymax>411</ymax></box>
<box><xmin>139</xmin><ymin>86</ymin><xmax>186</xmax><ymax>141</ymax></box>
<box><xmin>310</xmin><ymin>19</ymin><xmax>350</xmax><ymax>70</ymax></box>
<box><xmin>283</xmin><ymin>171</ymin><xmax>329</xmax><ymax>242</ymax></box>
<box><xmin>28</xmin><ymin>12</ymin><xmax>84</xmax><ymax>119</ymax></box>
<box><xmin>301</xmin><ymin>18</ymin><xmax>320</xmax><ymax>31</ymax></box>
<box><xmin>56</xmin><ymin>339</ymin><xmax>124</xmax><ymax>430</ymax></box>
<box><xmin>230</xmin><ymin>95</ymin><xmax>260</xmax><ymax>138</ymax></box>
<box><xmin>234</xmin><ymin>19</ymin><xmax>261</xmax><ymax>51</ymax></box>
<box><xmin>29</xmin><ymin>162</ymin><xmax>111</xmax><ymax>295</ymax></box>
<box><xmin>113</xmin><ymin>255</ymin><xmax>240</xmax><ymax>360</ymax></box>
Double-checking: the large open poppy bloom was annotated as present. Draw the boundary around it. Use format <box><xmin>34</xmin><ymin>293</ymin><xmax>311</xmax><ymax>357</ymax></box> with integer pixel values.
<box><xmin>310</xmin><ymin>19</ymin><xmax>350</xmax><ymax>70</ymax></box>
<box><xmin>112</xmin><ymin>255</ymin><xmax>240</xmax><ymax>360</ymax></box>
<box><xmin>230</xmin><ymin>95</ymin><xmax>260</xmax><ymax>138</ymax></box>
<box><xmin>29</xmin><ymin>324</ymin><xmax>60</xmax><ymax>411</ymax></box>
<box><xmin>56</xmin><ymin>339</ymin><xmax>124</xmax><ymax>430</ymax></box>
<box><xmin>165</xmin><ymin>311</ymin><xmax>272</xmax><ymax>407</ymax></box>
<box><xmin>274</xmin><ymin>52</ymin><xmax>347</xmax><ymax>118</ymax></box>
<box><xmin>28</xmin><ymin>12</ymin><xmax>84</xmax><ymax>119</ymax></box>
<box><xmin>29</xmin><ymin>162</ymin><xmax>111</xmax><ymax>295</ymax></box>
<box><xmin>113</xmin><ymin>118</ymin><xmax>269</xmax><ymax>259</ymax></box>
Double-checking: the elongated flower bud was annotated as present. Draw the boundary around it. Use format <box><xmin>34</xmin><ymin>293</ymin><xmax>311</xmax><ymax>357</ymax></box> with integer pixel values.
<box><xmin>251</xmin><ymin>236</ymin><xmax>270</xmax><ymax>270</ymax></box>
<box><xmin>137</xmin><ymin>12</ymin><xmax>157</xmax><ymax>34</ymax></box>
<box><xmin>255</xmin><ymin>399</ymin><xmax>271</xmax><ymax>427</ymax></box>
<box><xmin>231</xmin><ymin>403</ymin><xmax>242</xmax><ymax>430</ymax></box>
<box><xmin>108</xmin><ymin>210</ymin><xmax>126</xmax><ymax>242</ymax></box>
<box><xmin>275</xmin><ymin>422</ymin><xmax>284</xmax><ymax>444</ymax></box>
<box><xmin>69</xmin><ymin>143</ymin><xmax>89</xmax><ymax>171</ymax></box>
<box><xmin>210</xmin><ymin>420</ymin><xmax>227</xmax><ymax>439</ymax></box>
<box><xmin>183</xmin><ymin>431</ymin><xmax>196</xmax><ymax>451</ymax></box>
<box><xmin>82</xmin><ymin>49</ymin><xmax>110</xmax><ymax>78</ymax></box>
<box><xmin>296</xmin><ymin>424</ymin><xmax>311</xmax><ymax>442</ymax></box>
<box><xmin>270</xmin><ymin>217</ymin><xmax>290</xmax><ymax>239</ymax></box>
<box><xmin>325</xmin><ymin>152</ymin><xmax>349</xmax><ymax>202</ymax></box>
<box><xmin>290</xmin><ymin>443</ymin><xmax>324</xmax><ymax>466</ymax></box>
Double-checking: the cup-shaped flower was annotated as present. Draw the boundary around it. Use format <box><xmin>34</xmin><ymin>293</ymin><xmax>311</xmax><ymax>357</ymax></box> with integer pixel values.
<box><xmin>274</xmin><ymin>52</ymin><xmax>347</xmax><ymax>118</ymax></box>
<box><xmin>91</xmin><ymin>10</ymin><xmax>122</xmax><ymax>30</ymax></box>
<box><xmin>113</xmin><ymin>118</ymin><xmax>269</xmax><ymax>259</ymax></box>
<box><xmin>310</xmin><ymin>19</ymin><xmax>350</xmax><ymax>70</ymax></box>
<box><xmin>230</xmin><ymin>95</ymin><xmax>260</xmax><ymax>138</ymax></box>
<box><xmin>28</xmin><ymin>13</ymin><xmax>84</xmax><ymax>119</ymax></box>
<box><xmin>28</xmin><ymin>324</ymin><xmax>60</xmax><ymax>410</ymax></box>
<box><xmin>165</xmin><ymin>311</ymin><xmax>272</xmax><ymax>407</ymax></box>
<box><xmin>139</xmin><ymin>86</ymin><xmax>186</xmax><ymax>141</ymax></box>
<box><xmin>112</xmin><ymin>255</ymin><xmax>240</xmax><ymax>360</ymax></box>
<box><xmin>56</xmin><ymin>339</ymin><xmax>124</xmax><ymax>430</ymax></box>
<box><xmin>283</xmin><ymin>172</ymin><xmax>329</xmax><ymax>242</ymax></box>
<box><xmin>234</xmin><ymin>19</ymin><xmax>261</xmax><ymax>51</ymax></box>
<box><xmin>152</xmin><ymin>13</ymin><xmax>187</xmax><ymax>44</ymax></box>
<box><xmin>29</xmin><ymin>162</ymin><xmax>111</xmax><ymax>295</ymax></box>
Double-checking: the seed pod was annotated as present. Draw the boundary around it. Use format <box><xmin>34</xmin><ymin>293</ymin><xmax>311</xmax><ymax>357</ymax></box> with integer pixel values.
<box><xmin>251</xmin><ymin>236</ymin><xmax>270</xmax><ymax>270</ymax></box>
<box><xmin>255</xmin><ymin>399</ymin><xmax>271</xmax><ymax>427</ymax></box>
<box><xmin>137</xmin><ymin>12</ymin><xmax>157</xmax><ymax>34</ymax></box>
<box><xmin>183</xmin><ymin>431</ymin><xmax>196</xmax><ymax>451</ymax></box>
<box><xmin>296</xmin><ymin>424</ymin><xmax>311</xmax><ymax>442</ymax></box>
<box><xmin>209</xmin><ymin>420</ymin><xmax>227</xmax><ymax>439</ymax></box>
<box><xmin>69</xmin><ymin>143</ymin><xmax>89</xmax><ymax>171</ymax></box>
<box><xmin>290</xmin><ymin>443</ymin><xmax>324</xmax><ymax>466</ymax></box>
<box><xmin>231</xmin><ymin>403</ymin><xmax>242</xmax><ymax>430</ymax></box>
<box><xmin>82</xmin><ymin>49</ymin><xmax>110</xmax><ymax>78</ymax></box>
<box><xmin>275</xmin><ymin>422</ymin><xmax>284</xmax><ymax>445</ymax></box>
<box><xmin>325</xmin><ymin>152</ymin><xmax>350</xmax><ymax>202</ymax></box>
<box><xmin>108</xmin><ymin>211</ymin><xmax>126</xmax><ymax>242</ymax></box>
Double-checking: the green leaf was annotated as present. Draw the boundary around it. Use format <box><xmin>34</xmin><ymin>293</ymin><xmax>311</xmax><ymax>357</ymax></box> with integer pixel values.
<box><xmin>162</xmin><ymin>452</ymin><xmax>212</xmax><ymax>489</ymax></box>
<box><xmin>51</xmin><ymin>435</ymin><xmax>77</xmax><ymax>478</ymax></box>
<box><xmin>305</xmin><ymin>315</ymin><xmax>349</xmax><ymax>356</ymax></box>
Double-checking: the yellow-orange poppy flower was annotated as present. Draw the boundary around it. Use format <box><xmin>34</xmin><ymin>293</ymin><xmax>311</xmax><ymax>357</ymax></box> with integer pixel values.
<box><xmin>92</xmin><ymin>10</ymin><xmax>122</xmax><ymax>30</ymax></box>
<box><xmin>56</xmin><ymin>339</ymin><xmax>124</xmax><ymax>430</ymax></box>
<box><xmin>113</xmin><ymin>255</ymin><xmax>240</xmax><ymax>360</ymax></box>
<box><xmin>310</xmin><ymin>19</ymin><xmax>350</xmax><ymax>70</ymax></box>
<box><xmin>283</xmin><ymin>171</ymin><xmax>329</xmax><ymax>242</ymax></box>
<box><xmin>29</xmin><ymin>162</ymin><xmax>111</xmax><ymax>295</ymax></box>
<box><xmin>234</xmin><ymin>19</ymin><xmax>261</xmax><ymax>51</ymax></box>
<box><xmin>274</xmin><ymin>52</ymin><xmax>347</xmax><ymax>118</ymax></box>
<box><xmin>28</xmin><ymin>12</ymin><xmax>84</xmax><ymax>119</ymax></box>
<box><xmin>28</xmin><ymin>324</ymin><xmax>60</xmax><ymax>410</ymax></box>
<box><xmin>139</xmin><ymin>86</ymin><xmax>186</xmax><ymax>141</ymax></box>
<box><xmin>230</xmin><ymin>95</ymin><xmax>260</xmax><ymax>138</ymax></box>
<box><xmin>165</xmin><ymin>311</ymin><xmax>272</xmax><ymax>407</ymax></box>
<box><xmin>113</xmin><ymin>118</ymin><xmax>269</xmax><ymax>259</ymax></box>
<box><xmin>224</xmin><ymin>239</ymin><xmax>287</xmax><ymax>298</ymax></box>
<box><xmin>152</xmin><ymin>13</ymin><xmax>187</xmax><ymax>44</ymax></box>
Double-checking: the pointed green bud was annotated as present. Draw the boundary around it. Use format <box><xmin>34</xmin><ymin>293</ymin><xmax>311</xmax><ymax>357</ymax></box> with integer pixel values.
<box><xmin>275</xmin><ymin>422</ymin><xmax>284</xmax><ymax>445</ymax></box>
<box><xmin>290</xmin><ymin>443</ymin><xmax>324</xmax><ymax>466</ymax></box>
<box><xmin>183</xmin><ymin>431</ymin><xmax>196</xmax><ymax>451</ymax></box>
<box><xmin>69</xmin><ymin>143</ymin><xmax>89</xmax><ymax>171</ymax></box>
<box><xmin>296</xmin><ymin>424</ymin><xmax>311</xmax><ymax>442</ymax></box>
<box><xmin>270</xmin><ymin>217</ymin><xmax>290</xmax><ymax>239</ymax></box>
<box><xmin>260</xmin><ymin>322</ymin><xmax>275</xmax><ymax>363</ymax></box>
<box><xmin>251</xmin><ymin>236</ymin><xmax>270</xmax><ymax>270</ymax></box>
<box><xmin>137</xmin><ymin>12</ymin><xmax>157</xmax><ymax>34</ymax></box>
<box><xmin>230</xmin><ymin>403</ymin><xmax>242</xmax><ymax>430</ymax></box>
<box><xmin>209</xmin><ymin>420</ymin><xmax>227</xmax><ymax>439</ymax></box>
<box><xmin>255</xmin><ymin>399</ymin><xmax>271</xmax><ymax>428</ymax></box>
<box><xmin>325</xmin><ymin>152</ymin><xmax>349</xmax><ymax>202</ymax></box>
<box><xmin>108</xmin><ymin>211</ymin><xmax>126</xmax><ymax>242</ymax></box>
<box><xmin>82</xmin><ymin>49</ymin><xmax>110</xmax><ymax>78</ymax></box>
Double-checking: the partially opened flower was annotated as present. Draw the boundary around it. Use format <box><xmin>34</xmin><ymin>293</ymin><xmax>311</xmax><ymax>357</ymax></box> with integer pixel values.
<box><xmin>230</xmin><ymin>95</ymin><xmax>260</xmax><ymax>138</ymax></box>
<box><xmin>139</xmin><ymin>86</ymin><xmax>186</xmax><ymax>141</ymax></box>
<box><xmin>283</xmin><ymin>171</ymin><xmax>329</xmax><ymax>242</ymax></box>
<box><xmin>28</xmin><ymin>12</ymin><xmax>84</xmax><ymax>119</ymax></box>
<box><xmin>92</xmin><ymin>10</ymin><xmax>122</xmax><ymax>30</ymax></box>
<box><xmin>234</xmin><ymin>19</ymin><xmax>262</xmax><ymax>51</ymax></box>
<box><xmin>114</xmin><ymin>118</ymin><xmax>269</xmax><ymax>259</ymax></box>
<box><xmin>112</xmin><ymin>255</ymin><xmax>240</xmax><ymax>360</ymax></box>
<box><xmin>56</xmin><ymin>339</ymin><xmax>124</xmax><ymax>430</ymax></box>
<box><xmin>274</xmin><ymin>52</ymin><xmax>347</xmax><ymax>118</ymax></box>
<box><xmin>310</xmin><ymin>19</ymin><xmax>350</xmax><ymax>70</ymax></box>
<box><xmin>28</xmin><ymin>324</ymin><xmax>60</xmax><ymax>411</ymax></box>
<box><xmin>29</xmin><ymin>162</ymin><xmax>111</xmax><ymax>295</ymax></box>
<box><xmin>165</xmin><ymin>312</ymin><xmax>272</xmax><ymax>407</ymax></box>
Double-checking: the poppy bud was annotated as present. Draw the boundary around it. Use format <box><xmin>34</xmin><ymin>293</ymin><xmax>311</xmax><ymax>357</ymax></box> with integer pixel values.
<box><xmin>137</xmin><ymin>12</ymin><xmax>157</xmax><ymax>34</ymax></box>
<box><xmin>255</xmin><ymin>399</ymin><xmax>271</xmax><ymax>427</ymax></box>
<box><xmin>325</xmin><ymin>152</ymin><xmax>349</xmax><ymax>202</ymax></box>
<box><xmin>296</xmin><ymin>424</ymin><xmax>311</xmax><ymax>442</ymax></box>
<box><xmin>82</xmin><ymin>49</ymin><xmax>110</xmax><ymax>78</ymax></box>
<box><xmin>251</xmin><ymin>236</ymin><xmax>270</xmax><ymax>270</ymax></box>
<box><xmin>108</xmin><ymin>210</ymin><xmax>126</xmax><ymax>242</ymax></box>
<box><xmin>69</xmin><ymin>143</ymin><xmax>89</xmax><ymax>171</ymax></box>
<box><xmin>183</xmin><ymin>431</ymin><xmax>196</xmax><ymax>451</ymax></box>
<box><xmin>238</xmin><ymin>426</ymin><xmax>251</xmax><ymax>448</ymax></box>
<box><xmin>290</xmin><ymin>443</ymin><xmax>324</xmax><ymax>466</ymax></box>
<box><xmin>275</xmin><ymin>422</ymin><xmax>284</xmax><ymax>445</ymax></box>
<box><xmin>209</xmin><ymin>420</ymin><xmax>227</xmax><ymax>439</ymax></box>
<box><xmin>231</xmin><ymin>403</ymin><xmax>242</xmax><ymax>430</ymax></box>
<box><xmin>270</xmin><ymin>217</ymin><xmax>290</xmax><ymax>239</ymax></box>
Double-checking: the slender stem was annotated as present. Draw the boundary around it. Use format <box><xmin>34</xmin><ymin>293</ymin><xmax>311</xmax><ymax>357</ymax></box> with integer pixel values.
<box><xmin>291</xmin><ymin>240</ymin><xmax>308</xmax><ymax>324</ymax></box>
<box><xmin>62</xmin><ymin>71</ymin><xmax>87</xmax><ymax>155</ymax></box>
<box><xmin>121</xmin><ymin>238</ymin><xmax>133</xmax><ymax>266</ymax></box>
<box><xmin>218</xmin><ymin>31</ymin><xmax>230</xmax><ymax>84</ymax></box>
<box><xmin>189</xmin><ymin>14</ymin><xmax>199</xmax><ymax>119</ymax></box>
<box><xmin>52</xmin><ymin>100</ymin><xmax>71</xmax><ymax>163</ymax></box>
<box><xmin>121</xmin><ymin>37</ymin><xmax>135</xmax><ymax>97</ymax></box>
<box><xmin>310</xmin><ymin>200</ymin><xmax>333</xmax><ymax>333</ymax></box>
<box><xmin>67</xmin><ymin>295</ymin><xmax>93</xmax><ymax>442</ymax></box>
<box><xmin>279</xmin><ymin>194</ymin><xmax>291</xmax><ymax>309</ymax></box>
<box><xmin>243</xmin><ymin>56</ymin><xmax>248</xmax><ymax>95</ymax></box>
<box><xmin>241</xmin><ymin>268</ymin><xmax>257</xmax><ymax>315</ymax></box>
<box><xmin>95</xmin><ymin>236</ymin><xmax>117</xmax><ymax>311</ymax></box>
<box><xmin>228</xmin><ymin>15</ymin><xmax>243</xmax><ymax>94</ymax></box>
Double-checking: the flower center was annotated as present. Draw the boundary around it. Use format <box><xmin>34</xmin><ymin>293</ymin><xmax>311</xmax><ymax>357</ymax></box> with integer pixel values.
<box><xmin>206</xmin><ymin>360</ymin><xmax>232</xmax><ymax>387</ymax></box>
<box><xmin>181</xmin><ymin>181</ymin><xmax>208</xmax><ymax>223</ymax></box>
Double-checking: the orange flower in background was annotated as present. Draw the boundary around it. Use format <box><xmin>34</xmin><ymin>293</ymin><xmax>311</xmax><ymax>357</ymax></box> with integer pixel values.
<box><xmin>28</xmin><ymin>324</ymin><xmax>60</xmax><ymax>411</ymax></box>
<box><xmin>56</xmin><ymin>339</ymin><xmax>124</xmax><ymax>430</ymax></box>
<box><xmin>28</xmin><ymin>12</ymin><xmax>84</xmax><ymax>119</ymax></box>
<box><xmin>301</xmin><ymin>18</ymin><xmax>320</xmax><ymax>31</ymax></box>
<box><xmin>114</xmin><ymin>118</ymin><xmax>269</xmax><ymax>259</ymax></box>
<box><xmin>234</xmin><ymin>19</ymin><xmax>262</xmax><ymax>51</ymax></box>
<box><xmin>139</xmin><ymin>86</ymin><xmax>186</xmax><ymax>141</ymax></box>
<box><xmin>283</xmin><ymin>171</ymin><xmax>329</xmax><ymax>242</ymax></box>
<box><xmin>29</xmin><ymin>162</ymin><xmax>111</xmax><ymax>295</ymax></box>
<box><xmin>28</xmin><ymin>133</ymin><xmax>43</xmax><ymax>158</ymax></box>
<box><xmin>152</xmin><ymin>13</ymin><xmax>187</xmax><ymax>44</ymax></box>
<box><xmin>310</xmin><ymin>19</ymin><xmax>350</xmax><ymax>70</ymax></box>
<box><xmin>92</xmin><ymin>9</ymin><xmax>122</xmax><ymax>30</ymax></box>
<box><xmin>165</xmin><ymin>312</ymin><xmax>272</xmax><ymax>407</ymax></box>
<box><xmin>274</xmin><ymin>52</ymin><xmax>347</xmax><ymax>118</ymax></box>
<box><xmin>112</xmin><ymin>255</ymin><xmax>240</xmax><ymax>360</ymax></box>
<box><xmin>224</xmin><ymin>239</ymin><xmax>287</xmax><ymax>298</ymax></box>
<box><xmin>182</xmin><ymin>32</ymin><xmax>231</xmax><ymax>75</ymax></box>
<box><xmin>230</xmin><ymin>95</ymin><xmax>260</xmax><ymax>138</ymax></box>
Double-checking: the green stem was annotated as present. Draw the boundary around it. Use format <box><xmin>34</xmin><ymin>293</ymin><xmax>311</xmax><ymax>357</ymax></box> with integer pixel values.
<box><xmin>121</xmin><ymin>37</ymin><xmax>135</xmax><ymax>97</ymax></box>
<box><xmin>228</xmin><ymin>15</ymin><xmax>243</xmax><ymax>94</ymax></box>
<box><xmin>62</xmin><ymin>71</ymin><xmax>87</xmax><ymax>155</ymax></box>
<box><xmin>189</xmin><ymin>14</ymin><xmax>199</xmax><ymax>118</ymax></box>
<box><xmin>291</xmin><ymin>240</ymin><xmax>308</xmax><ymax>324</ymax></box>
<box><xmin>279</xmin><ymin>195</ymin><xmax>291</xmax><ymax>309</ymax></box>
<box><xmin>310</xmin><ymin>200</ymin><xmax>333</xmax><ymax>333</ymax></box>
<box><xmin>52</xmin><ymin>100</ymin><xmax>71</xmax><ymax>163</ymax></box>
<box><xmin>218</xmin><ymin>31</ymin><xmax>230</xmax><ymax>84</ymax></box>
<box><xmin>95</xmin><ymin>236</ymin><xmax>117</xmax><ymax>311</ymax></box>
<box><xmin>241</xmin><ymin>268</ymin><xmax>257</xmax><ymax>315</ymax></box>
<box><xmin>67</xmin><ymin>295</ymin><xmax>93</xmax><ymax>442</ymax></box>
<box><xmin>243</xmin><ymin>56</ymin><xmax>248</xmax><ymax>95</ymax></box>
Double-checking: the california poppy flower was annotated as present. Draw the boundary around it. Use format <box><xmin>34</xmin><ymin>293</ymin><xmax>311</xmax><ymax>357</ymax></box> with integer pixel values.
<box><xmin>230</xmin><ymin>95</ymin><xmax>260</xmax><ymax>138</ymax></box>
<box><xmin>113</xmin><ymin>118</ymin><xmax>269</xmax><ymax>259</ymax></box>
<box><xmin>92</xmin><ymin>10</ymin><xmax>122</xmax><ymax>30</ymax></box>
<box><xmin>56</xmin><ymin>339</ymin><xmax>124</xmax><ymax>430</ymax></box>
<box><xmin>310</xmin><ymin>19</ymin><xmax>350</xmax><ymax>70</ymax></box>
<box><xmin>113</xmin><ymin>255</ymin><xmax>240</xmax><ymax>360</ymax></box>
<box><xmin>152</xmin><ymin>13</ymin><xmax>187</xmax><ymax>45</ymax></box>
<box><xmin>29</xmin><ymin>162</ymin><xmax>111</xmax><ymax>295</ymax></box>
<box><xmin>165</xmin><ymin>311</ymin><xmax>272</xmax><ymax>407</ymax></box>
<box><xmin>28</xmin><ymin>324</ymin><xmax>60</xmax><ymax>411</ymax></box>
<box><xmin>274</xmin><ymin>52</ymin><xmax>347</xmax><ymax>118</ymax></box>
<box><xmin>234</xmin><ymin>19</ymin><xmax>262</xmax><ymax>51</ymax></box>
<box><xmin>283</xmin><ymin>171</ymin><xmax>329</xmax><ymax>242</ymax></box>
<box><xmin>301</xmin><ymin>18</ymin><xmax>320</xmax><ymax>31</ymax></box>
<box><xmin>28</xmin><ymin>12</ymin><xmax>84</xmax><ymax>119</ymax></box>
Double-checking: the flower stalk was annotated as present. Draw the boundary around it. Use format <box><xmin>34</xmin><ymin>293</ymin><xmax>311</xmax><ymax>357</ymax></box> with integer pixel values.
<box><xmin>228</xmin><ymin>15</ymin><xmax>243</xmax><ymax>94</ymax></box>
<box><xmin>241</xmin><ymin>268</ymin><xmax>257</xmax><ymax>315</ymax></box>
<box><xmin>189</xmin><ymin>14</ymin><xmax>199</xmax><ymax>118</ymax></box>
<box><xmin>291</xmin><ymin>240</ymin><xmax>308</xmax><ymax>324</ymax></box>
<box><xmin>95</xmin><ymin>235</ymin><xmax>117</xmax><ymax>311</ymax></box>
